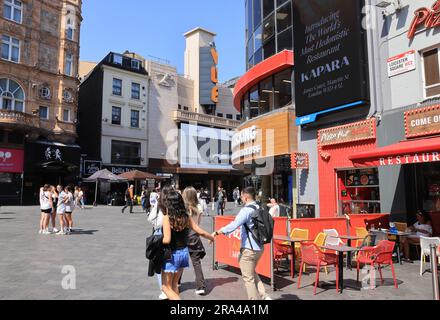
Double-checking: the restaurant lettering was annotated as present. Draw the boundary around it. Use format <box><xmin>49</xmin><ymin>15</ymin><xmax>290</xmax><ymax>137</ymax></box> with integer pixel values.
<box><xmin>319</xmin><ymin>119</ymin><xmax>376</xmax><ymax>147</ymax></box>
<box><xmin>301</xmin><ymin>56</ymin><xmax>350</xmax><ymax>83</ymax></box>
<box><xmin>408</xmin><ymin>0</ymin><xmax>440</xmax><ymax>39</ymax></box>
<box><xmin>405</xmin><ymin>105</ymin><xmax>440</xmax><ymax>138</ymax></box>
<box><xmin>232</xmin><ymin>125</ymin><xmax>258</xmax><ymax>149</ymax></box>
<box><xmin>379</xmin><ymin>152</ymin><xmax>440</xmax><ymax>166</ymax></box>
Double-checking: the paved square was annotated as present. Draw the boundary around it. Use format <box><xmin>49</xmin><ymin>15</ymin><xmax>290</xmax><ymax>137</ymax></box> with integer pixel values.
<box><xmin>0</xmin><ymin>205</ymin><xmax>436</xmax><ymax>300</ymax></box>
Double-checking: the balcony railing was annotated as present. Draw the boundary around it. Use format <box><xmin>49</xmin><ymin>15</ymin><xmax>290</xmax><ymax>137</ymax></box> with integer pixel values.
<box><xmin>0</xmin><ymin>110</ymin><xmax>76</xmax><ymax>135</ymax></box>
<box><xmin>173</xmin><ymin>110</ymin><xmax>240</xmax><ymax>129</ymax></box>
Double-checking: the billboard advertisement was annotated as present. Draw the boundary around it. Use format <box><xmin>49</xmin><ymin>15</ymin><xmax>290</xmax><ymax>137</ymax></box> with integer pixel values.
<box><xmin>0</xmin><ymin>148</ymin><xmax>24</xmax><ymax>173</ymax></box>
<box><xmin>179</xmin><ymin>123</ymin><xmax>233</xmax><ymax>170</ymax></box>
<box><xmin>293</xmin><ymin>0</ymin><xmax>369</xmax><ymax>125</ymax></box>
<box><xmin>199</xmin><ymin>45</ymin><xmax>219</xmax><ymax>105</ymax></box>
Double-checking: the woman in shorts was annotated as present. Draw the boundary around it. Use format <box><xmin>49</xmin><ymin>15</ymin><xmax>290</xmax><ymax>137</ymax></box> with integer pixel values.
<box><xmin>50</xmin><ymin>185</ymin><xmax>59</xmax><ymax>233</ymax></box>
<box><xmin>64</xmin><ymin>186</ymin><xmax>75</xmax><ymax>233</ymax></box>
<box><xmin>56</xmin><ymin>186</ymin><xmax>68</xmax><ymax>235</ymax></box>
<box><xmin>161</xmin><ymin>191</ymin><xmax>214</xmax><ymax>300</ymax></box>
<box><xmin>39</xmin><ymin>184</ymin><xmax>53</xmax><ymax>235</ymax></box>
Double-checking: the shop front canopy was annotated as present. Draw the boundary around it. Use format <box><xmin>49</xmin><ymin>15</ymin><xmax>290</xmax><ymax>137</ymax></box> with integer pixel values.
<box><xmin>118</xmin><ymin>170</ymin><xmax>163</xmax><ymax>181</ymax></box>
<box><xmin>349</xmin><ymin>136</ymin><xmax>440</xmax><ymax>167</ymax></box>
<box><xmin>83</xmin><ymin>169</ymin><xmax>128</xmax><ymax>183</ymax></box>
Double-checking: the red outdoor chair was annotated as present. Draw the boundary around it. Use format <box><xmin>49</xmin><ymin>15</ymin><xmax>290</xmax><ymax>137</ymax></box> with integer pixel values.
<box><xmin>356</xmin><ymin>240</ymin><xmax>398</xmax><ymax>289</ymax></box>
<box><xmin>297</xmin><ymin>242</ymin><xmax>339</xmax><ymax>295</ymax></box>
<box><xmin>274</xmin><ymin>241</ymin><xmax>291</xmax><ymax>272</ymax></box>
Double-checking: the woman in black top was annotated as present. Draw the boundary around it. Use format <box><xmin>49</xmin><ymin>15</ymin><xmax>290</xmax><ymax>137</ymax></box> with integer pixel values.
<box><xmin>161</xmin><ymin>191</ymin><xmax>214</xmax><ymax>300</ymax></box>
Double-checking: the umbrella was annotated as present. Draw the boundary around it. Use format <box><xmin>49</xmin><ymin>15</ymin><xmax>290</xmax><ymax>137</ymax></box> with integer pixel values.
<box><xmin>118</xmin><ymin>170</ymin><xmax>163</xmax><ymax>195</ymax></box>
<box><xmin>83</xmin><ymin>169</ymin><xmax>128</xmax><ymax>206</ymax></box>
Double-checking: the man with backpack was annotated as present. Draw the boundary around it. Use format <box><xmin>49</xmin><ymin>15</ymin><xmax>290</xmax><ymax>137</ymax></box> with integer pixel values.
<box><xmin>212</xmin><ymin>187</ymin><xmax>273</xmax><ymax>300</ymax></box>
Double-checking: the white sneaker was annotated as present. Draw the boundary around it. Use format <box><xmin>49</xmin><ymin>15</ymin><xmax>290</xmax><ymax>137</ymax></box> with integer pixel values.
<box><xmin>56</xmin><ymin>231</ymin><xmax>66</xmax><ymax>235</ymax></box>
<box><xmin>38</xmin><ymin>230</ymin><xmax>43</xmax><ymax>234</ymax></box>
<box><xmin>264</xmin><ymin>296</ymin><xmax>273</xmax><ymax>300</ymax></box>
<box><xmin>42</xmin><ymin>230</ymin><xmax>52</xmax><ymax>235</ymax></box>
<box><xmin>53</xmin><ymin>228</ymin><xmax>59</xmax><ymax>233</ymax></box>
<box><xmin>195</xmin><ymin>289</ymin><xmax>206</xmax><ymax>296</ymax></box>
<box><xmin>159</xmin><ymin>292</ymin><xmax>168</xmax><ymax>300</ymax></box>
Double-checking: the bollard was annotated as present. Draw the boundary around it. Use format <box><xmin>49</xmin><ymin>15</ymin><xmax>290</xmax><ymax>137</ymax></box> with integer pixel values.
<box><xmin>430</xmin><ymin>244</ymin><xmax>440</xmax><ymax>301</ymax></box>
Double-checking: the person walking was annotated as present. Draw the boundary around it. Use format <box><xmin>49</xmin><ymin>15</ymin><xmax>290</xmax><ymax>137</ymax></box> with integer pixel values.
<box><xmin>56</xmin><ymin>185</ymin><xmax>68</xmax><ymax>235</ymax></box>
<box><xmin>161</xmin><ymin>191</ymin><xmax>214</xmax><ymax>300</ymax></box>
<box><xmin>48</xmin><ymin>185</ymin><xmax>58</xmax><ymax>233</ymax></box>
<box><xmin>77</xmin><ymin>187</ymin><xmax>85</xmax><ymax>210</ymax></box>
<box><xmin>268</xmin><ymin>198</ymin><xmax>280</xmax><ymax>218</ymax></box>
<box><xmin>64</xmin><ymin>186</ymin><xmax>75</xmax><ymax>233</ymax></box>
<box><xmin>199</xmin><ymin>188</ymin><xmax>209</xmax><ymax>216</ymax></box>
<box><xmin>233</xmin><ymin>187</ymin><xmax>241</xmax><ymax>207</ymax></box>
<box><xmin>212</xmin><ymin>187</ymin><xmax>272</xmax><ymax>300</ymax></box>
<box><xmin>182</xmin><ymin>187</ymin><xmax>207</xmax><ymax>296</ymax></box>
<box><xmin>141</xmin><ymin>186</ymin><xmax>149</xmax><ymax>213</ymax></box>
<box><xmin>147</xmin><ymin>185</ymin><xmax>173</xmax><ymax>300</ymax></box>
<box><xmin>215</xmin><ymin>187</ymin><xmax>225</xmax><ymax>216</ymax></box>
<box><xmin>74</xmin><ymin>186</ymin><xmax>79</xmax><ymax>207</ymax></box>
<box><xmin>150</xmin><ymin>187</ymin><xmax>159</xmax><ymax>209</ymax></box>
<box><xmin>122</xmin><ymin>185</ymin><xmax>134</xmax><ymax>214</ymax></box>
<box><xmin>39</xmin><ymin>184</ymin><xmax>53</xmax><ymax>235</ymax></box>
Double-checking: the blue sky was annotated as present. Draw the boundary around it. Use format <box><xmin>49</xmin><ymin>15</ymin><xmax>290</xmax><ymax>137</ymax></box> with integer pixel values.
<box><xmin>80</xmin><ymin>0</ymin><xmax>246</xmax><ymax>83</ymax></box>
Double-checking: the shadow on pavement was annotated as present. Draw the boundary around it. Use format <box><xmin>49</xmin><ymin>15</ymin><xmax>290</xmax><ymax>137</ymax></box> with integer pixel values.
<box><xmin>277</xmin><ymin>294</ymin><xmax>301</xmax><ymax>300</ymax></box>
<box><xmin>69</xmin><ymin>229</ymin><xmax>99</xmax><ymax>235</ymax></box>
<box><xmin>0</xmin><ymin>212</ymin><xmax>15</xmax><ymax>215</ymax></box>
<box><xmin>180</xmin><ymin>277</ymin><xmax>239</xmax><ymax>295</ymax></box>
<box><xmin>0</xmin><ymin>217</ymin><xmax>15</xmax><ymax>220</ymax></box>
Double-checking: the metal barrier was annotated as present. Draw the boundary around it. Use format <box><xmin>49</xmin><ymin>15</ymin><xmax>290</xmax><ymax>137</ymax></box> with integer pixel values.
<box><xmin>430</xmin><ymin>244</ymin><xmax>439</xmax><ymax>301</ymax></box>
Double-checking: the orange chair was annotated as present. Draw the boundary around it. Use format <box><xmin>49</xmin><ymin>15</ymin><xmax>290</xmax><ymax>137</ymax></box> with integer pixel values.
<box><xmin>303</xmin><ymin>233</ymin><xmax>328</xmax><ymax>274</ymax></box>
<box><xmin>276</xmin><ymin>228</ymin><xmax>309</xmax><ymax>277</ymax></box>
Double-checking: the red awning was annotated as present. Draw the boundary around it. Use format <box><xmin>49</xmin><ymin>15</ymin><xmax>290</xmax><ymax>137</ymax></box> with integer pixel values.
<box><xmin>349</xmin><ymin>136</ymin><xmax>440</xmax><ymax>167</ymax></box>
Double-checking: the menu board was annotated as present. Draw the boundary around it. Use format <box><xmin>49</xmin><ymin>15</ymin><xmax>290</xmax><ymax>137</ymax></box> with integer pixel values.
<box><xmin>345</xmin><ymin>169</ymin><xmax>378</xmax><ymax>187</ymax></box>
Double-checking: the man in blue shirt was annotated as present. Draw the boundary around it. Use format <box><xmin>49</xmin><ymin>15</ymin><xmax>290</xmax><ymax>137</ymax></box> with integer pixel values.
<box><xmin>212</xmin><ymin>187</ymin><xmax>271</xmax><ymax>300</ymax></box>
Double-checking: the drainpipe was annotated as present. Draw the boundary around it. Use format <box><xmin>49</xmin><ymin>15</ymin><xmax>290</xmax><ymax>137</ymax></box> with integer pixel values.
<box><xmin>430</xmin><ymin>244</ymin><xmax>439</xmax><ymax>301</ymax></box>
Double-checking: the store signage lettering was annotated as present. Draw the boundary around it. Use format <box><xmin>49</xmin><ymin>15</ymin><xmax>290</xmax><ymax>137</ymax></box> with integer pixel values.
<box><xmin>319</xmin><ymin>119</ymin><xmax>376</xmax><ymax>147</ymax></box>
<box><xmin>291</xmin><ymin>152</ymin><xmax>309</xmax><ymax>169</ymax></box>
<box><xmin>408</xmin><ymin>0</ymin><xmax>440</xmax><ymax>39</ymax></box>
<box><xmin>293</xmin><ymin>0</ymin><xmax>369</xmax><ymax>120</ymax></box>
<box><xmin>387</xmin><ymin>51</ymin><xmax>416</xmax><ymax>77</ymax></box>
<box><xmin>83</xmin><ymin>161</ymin><xmax>102</xmax><ymax>176</ymax></box>
<box><xmin>379</xmin><ymin>153</ymin><xmax>440</xmax><ymax>166</ymax></box>
<box><xmin>0</xmin><ymin>148</ymin><xmax>24</xmax><ymax>173</ymax></box>
<box><xmin>232</xmin><ymin>125</ymin><xmax>258</xmax><ymax>149</ymax></box>
<box><xmin>405</xmin><ymin>105</ymin><xmax>440</xmax><ymax>138</ymax></box>
<box><xmin>211</xmin><ymin>47</ymin><xmax>219</xmax><ymax>103</ymax></box>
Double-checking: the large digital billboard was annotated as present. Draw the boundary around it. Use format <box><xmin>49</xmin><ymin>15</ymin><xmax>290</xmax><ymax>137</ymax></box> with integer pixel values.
<box><xmin>293</xmin><ymin>0</ymin><xmax>369</xmax><ymax>125</ymax></box>
<box><xmin>179</xmin><ymin>123</ymin><xmax>233</xmax><ymax>170</ymax></box>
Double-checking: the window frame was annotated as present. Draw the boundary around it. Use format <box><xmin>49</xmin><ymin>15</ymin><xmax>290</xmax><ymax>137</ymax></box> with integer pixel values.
<box><xmin>3</xmin><ymin>0</ymin><xmax>23</xmax><ymax>24</ymax></box>
<box><xmin>131</xmin><ymin>59</ymin><xmax>141</xmax><ymax>70</ymax></box>
<box><xmin>1</xmin><ymin>34</ymin><xmax>20</xmax><ymax>63</ymax></box>
<box><xmin>39</xmin><ymin>106</ymin><xmax>49</xmax><ymax>120</ymax></box>
<box><xmin>422</xmin><ymin>47</ymin><xmax>440</xmax><ymax>99</ymax></box>
<box><xmin>64</xmin><ymin>52</ymin><xmax>73</xmax><ymax>76</ymax></box>
<box><xmin>111</xmin><ymin>106</ymin><xmax>122</xmax><ymax>125</ymax></box>
<box><xmin>130</xmin><ymin>109</ymin><xmax>140</xmax><ymax>128</ymax></box>
<box><xmin>62</xmin><ymin>109</ymin><xmax>71</xmax><ymax>122</ymax></box>
<box><xmin>112</xmin><ymin>78</ymin><xmax>122</xmax><ymax>96</ymax></box>
<box><xmin>131</xmin><ymin>82</ymin><xmax>140</xmax><ymax>100</ymax></box>
<box><xmin>0</xmin><ymin>78</ymin><xmax>25</xmax><ymax>112</ymax></box>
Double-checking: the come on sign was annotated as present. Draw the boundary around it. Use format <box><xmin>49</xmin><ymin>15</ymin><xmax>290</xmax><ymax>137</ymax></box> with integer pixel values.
<box><xmin>405</xmin><ymin>105</ymin><xmax>440</xmax><ymax>138</ymax></box>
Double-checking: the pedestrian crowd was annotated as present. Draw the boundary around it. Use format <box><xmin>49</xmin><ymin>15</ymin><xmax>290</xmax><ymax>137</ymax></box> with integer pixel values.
<box><xmin>38</xmin><ymin>184</ymin><xmax>85</xmax><ymax>235</ymax></box>
<box><xmin>145</xmin><ymin>185</ymin><xmax>274</xmax><ymax>301</ymax></box>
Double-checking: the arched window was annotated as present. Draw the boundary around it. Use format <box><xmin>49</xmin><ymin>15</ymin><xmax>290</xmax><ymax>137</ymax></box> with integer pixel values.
<box><xmin>0</xmin><ymin>78</ymin><xmax>25</xmax><ymax>112</ymax></box>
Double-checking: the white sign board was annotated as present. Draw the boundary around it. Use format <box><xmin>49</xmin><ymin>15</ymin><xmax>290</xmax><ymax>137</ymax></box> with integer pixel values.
<box><xmin>387</xmin><ymin>50</ymin><xmax>416</xmax><ymax>77</ymax></box>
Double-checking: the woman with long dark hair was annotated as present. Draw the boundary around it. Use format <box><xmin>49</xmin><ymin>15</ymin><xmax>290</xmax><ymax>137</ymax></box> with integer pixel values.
<box><xmin>161</xmin><ymin>191</ymin><xmax>214</xmax><ymax>300</ymax></box>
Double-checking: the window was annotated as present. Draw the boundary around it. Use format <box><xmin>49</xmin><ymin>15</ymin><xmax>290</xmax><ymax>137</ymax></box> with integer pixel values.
<box><xmin>252</xmin><ymin>0</ymin><xmax>262</xmax><ymax>31</ymax></box>
<box><xmin>130</xmin><ymin>110</ymin><xmax>140</xmax><ymax>128</ymax></box>
<box><xmin>226</xmin><ymin>114</ymin><xmax>233</xmax><ymax>120</ymax></box>
<box><xmin>111</xmin><ymin>106</ymin><xmax>121</xmax><ymax>125</ymax></box>
<box><xmin>277</xmin><ymin>27</ymin><xmax>293</xmax><ymax>52</ymax></box>
<box><xmin>131</xmin><ymin>59</ymin><xmax>140</xmax><ymax>70</ymax></box>
<box><xmin>64</xmin><ymin>53</ymin><xmax>73</xmax><ymax>76</ymax></box>
<box><xmin>259</xmin><ymin>76</ymin><xmax>274</xmax><ymax>114</ymax></box>
<box><xmin>246</xmin><ymin>0</ymin><xmax>253</xmax><ymax>40</ymax></box>
<box><xmin>178</xmin><ymin>104</ymin><xmax>182</xmax><ymax>110</ymax></box>
<box><xmin>423</xmin><ymin>49</ymin><xmax>440</xmax><ymax>97</ymax></box>
<box><xmin>112</xmin><ymin>78</ymin><xmax>122</xmax><ymax>96</ymax></box>
<box><xmin>111</xmin><ymin>140</ymin><xmax>141</xmax><ymax>165</ymax></box>
<box><xmin>63</xmin><ymin>89</ymin><xmax>73</xmax><ymax>103</ymax></box>
<box><xmin>263</xmin><ymin>37</ymin><xmax>276</xmax><ymax>60</ymax></box>
<box><xmin>113</xmin><ymin>54</ymin><xmax>123</xmax><ymax>65</ymax></box>
<box><xmin>217</xmin><ymin>113</ymin><xmax>223</xmax><ymax>118</ymax></box>
<box><xmin>3</xmin><ymin>0</ymin><xmax>22</xmax><ymax>24</ymax></box>
<box><xmin>131</xmin><ymin>82</ymin><xmax>140</xmax><ymax>100</ymax></box>
<box><xmin>262</xmin><ymin>13</ymin><xmax>275</xmax><ymax>42</ymax></box>
<box><xmin>0</xmin><ymin>78</ymin><xmax>24</xmax><ymax>112</ymax></box>
<box><xmin>273</xmin><ymin>68</ymin><xmax>292</xmax><ymax>108</ymax></box>
<box><xmin>264</xmin><ymin>0</ymin><xmax>275</xmax><ymax>17</ymax></box>
<box><xmin>183</xmin><ymin>106</ymin><xmax>189</xmax><ymax>111</ymax></box>
<box><xmin>1</xmin><ymin>35</ymin><xmax>20</xmax><ymax>63</ymax></box>
<box><xmin>39</xmin><ymin>86</ymin><xmax>51</xmax><ymax>100</ymax></box>
<box><xmin>39</xmin><ymin>106</ymin><xmax>48</xmax><ymax>119</ymax></box>
<box><xmin>66</xmin><ymin>18</ymin><xmax>74</xmax><ymax>40</ymax></box>
<box><xmin>236</xmin><ymin>114</ymin><xmax>242</xmax><ymax>121</ymax></box>
<box><xmin>249</xmin><ymin>86</ymin><xmax>259</xmax><ymax>118</ymax></box>
<box><xmin>276</xmin><ymin>2</ymin><xmax>292</xmax><ymax>33</ymax></box>
<box><xmin>62</xmin><ymin>109</ymin><xmax>70</xmax><ymax>122</ymax></box>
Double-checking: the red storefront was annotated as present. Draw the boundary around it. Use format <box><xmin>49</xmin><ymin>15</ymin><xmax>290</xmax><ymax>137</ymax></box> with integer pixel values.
<box><xmin>0</xmin><ymin>147</ymin><xmax>24</xmax><ymax>205</ymax></box>
<box><xmin>317</xmin><ymin>119</ymin><xmax>379</xmax><ymax>218</ymax></box>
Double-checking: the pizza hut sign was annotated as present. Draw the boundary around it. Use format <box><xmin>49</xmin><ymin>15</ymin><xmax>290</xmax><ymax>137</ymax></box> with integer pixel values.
<box><xmin>318</xmin><ymin>119</ymin><xmax>376</xmax><ymax>147</ymax></box>
<box><xmin>408</xmin><ymin>0</ymin><xmax>440</xmax><ymax>39</ymax></box>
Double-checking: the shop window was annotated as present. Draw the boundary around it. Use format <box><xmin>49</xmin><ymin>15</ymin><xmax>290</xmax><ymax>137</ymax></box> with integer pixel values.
<box><xmin>277</xmin><ymin>27</ymin><xmax>293</xmax><ymax>52</ymax></box>
<box><xmin>253</xmin><ymin>0</ymin><xmax>262</xmax><ymax>32</ymax></box>
<box><xmin>111</xmin><ymin>140</ymin><xmax>141</xmax><ymax>165</ymax></box>
<box><xmin>249</xmin><ymin>86</ymin><xmax>259</xmax><ymax>118</ymax></box>
<box><xmin>276</xmin><ymin>2</ymin><xmax>292</xmax><ymax>34</ymax></box>
<box><xmin>263</xmin><ymin>0</ymin><xmax>275</xmax><ymax>17</ymax></box>
<box><xmin>337</xmin><ymin>168</ymin><xmax>381</xmax><ymax>215</ymax></box>
<box><xmin>423</xmin><ymin>49</ymin><xmax>440</xmax><ymax>98</ymax></box>
<box><xmin>273</xmin><ymin>68</ymin><xmax>292</xmax><ymax>108</ymax></box>
<box><xmin>111</xmin><ymin>106</ymin><xmax>121</xmax><ymax>125</ymax></box>
<box><xmin>414</xmin><ymin>163</ymin><xmax>440</xmax><ymax>213</ymax></box>
<box><xmin>262</xmin><ymin>13</ymin><xmax>275</xmax><ymax>42</ymax></box>
<box><xmin>263</xmin><ymin>37</ymin><xmax>276</xmax><ymax>60</ymax></box>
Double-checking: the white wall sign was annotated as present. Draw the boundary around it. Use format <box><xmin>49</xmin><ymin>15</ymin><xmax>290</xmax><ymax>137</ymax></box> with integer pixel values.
<box><xmin>387</xmin><ymin>50</ymin><xmax>416</xmax><ymax>77</ymax></box>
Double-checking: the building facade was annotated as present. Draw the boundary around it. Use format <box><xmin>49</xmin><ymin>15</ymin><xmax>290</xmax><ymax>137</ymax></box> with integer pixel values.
<box><xmin>233</xmin><ymin>0</ymin><xmax>297</xmax><ymax>209</ymax></box>
<box><xmin>0</xmin><ymin>0</ymin><xmax>82</xmax><ymax>204</ymax></box>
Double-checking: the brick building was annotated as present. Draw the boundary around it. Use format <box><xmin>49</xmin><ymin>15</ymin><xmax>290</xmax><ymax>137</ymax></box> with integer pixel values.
<box><xmin>0</xmin><ymin>0</ymin><xmax>82</xmax><ymax>204</ymax></box>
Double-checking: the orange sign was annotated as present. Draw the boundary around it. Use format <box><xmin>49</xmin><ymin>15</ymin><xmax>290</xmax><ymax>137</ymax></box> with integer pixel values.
<box><xmin>405</xmin><ymin>104</ymin><xmax>440</xmax><ymax>138</ymax></box>
<box><xmin>211</xmin><ymin>47</ymin><xmax>219</xmax><ymax>103</ymax></box>
<box><xmin>291</xmin><ymin>152</ymin><xmax>309</xmax><ymax>169</ymax></box>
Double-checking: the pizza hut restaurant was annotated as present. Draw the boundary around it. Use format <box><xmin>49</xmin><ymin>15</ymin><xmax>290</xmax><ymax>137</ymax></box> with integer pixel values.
<box><xmin>349</xmin><ymin>104</ymin><xmax>440</xmax><ymax>235</ymax></box>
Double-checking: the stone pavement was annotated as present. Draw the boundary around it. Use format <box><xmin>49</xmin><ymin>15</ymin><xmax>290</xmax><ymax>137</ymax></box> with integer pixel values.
<box><xmin>0</xmin><ymin>204</ymin><xmax>436</xmax><ymax>300</ymax></box>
